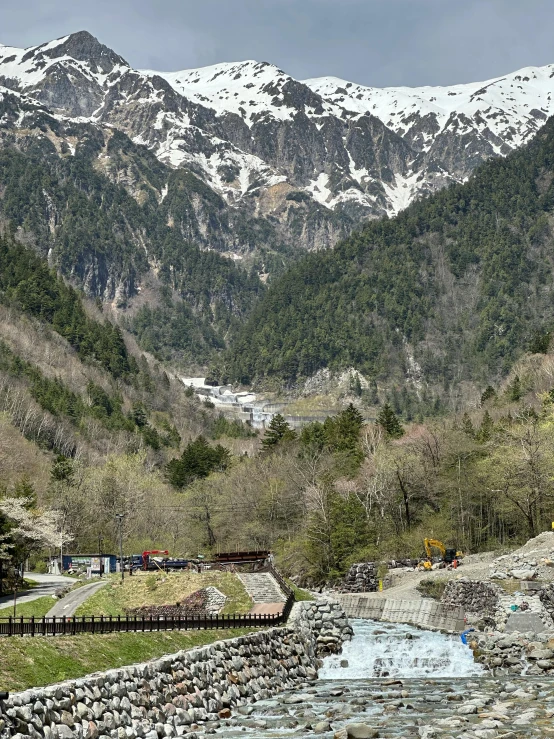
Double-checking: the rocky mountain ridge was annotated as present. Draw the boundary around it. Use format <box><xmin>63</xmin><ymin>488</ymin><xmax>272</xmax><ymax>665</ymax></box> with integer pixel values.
<box><xmin>2</xmin><ymin>30</ymin><xmax>554</xmax><ymax>246</ymax></box>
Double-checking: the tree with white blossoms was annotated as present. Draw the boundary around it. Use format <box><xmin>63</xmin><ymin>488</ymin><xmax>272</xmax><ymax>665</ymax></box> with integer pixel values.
<box><xmin>0</xmin><ymin>497</ymin><xmax>74</xmax><ymax>563</ymax></box>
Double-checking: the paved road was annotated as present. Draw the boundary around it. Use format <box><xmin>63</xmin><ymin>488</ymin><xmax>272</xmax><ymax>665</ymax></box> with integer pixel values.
<box><xmin>0</xmin><ymin>572</ymin><xmax>70</xmax><ymax>609</ymax></box>
<box><xmin>45</xmin><ymin>579</ymin><xmax>107</xmax><ymax>617</ymax></box>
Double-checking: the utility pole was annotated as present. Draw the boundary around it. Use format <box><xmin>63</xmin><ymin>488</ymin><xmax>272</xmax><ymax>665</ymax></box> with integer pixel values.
<box><xmin>115</xmin><ymin>514</ymin><xmax>124</xmax><ymax>582</ymax></box>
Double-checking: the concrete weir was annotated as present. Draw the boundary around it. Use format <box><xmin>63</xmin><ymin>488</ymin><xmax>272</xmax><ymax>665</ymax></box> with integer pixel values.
<box><xmin>338</xmin><ymin>594</ymin><xmax>465</xmax><ymax>632</ymax></box>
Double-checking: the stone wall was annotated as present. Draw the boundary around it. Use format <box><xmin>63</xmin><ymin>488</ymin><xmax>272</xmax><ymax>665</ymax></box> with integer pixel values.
<box><xmin>441</xmin><ymin>579</ymin><xmax>501</xmax><ymax>620</ymax></box>
<box><xmin>340</xmin><ymin>563</ymin><xmax>378</xmax><ymax>593</ymax></box>
<box><xmin>0</xmin><ymin>600</ymin><xmax>351</xmax><ymax>739</ymax></box>
<box><xmin>291</xmin><ymin>599</ymin><xmax>353</xmax><ymax>655</ymax></box>
<box><xmin>473</xmin><ymin>630</ymin><xmax>554</xmax><ymax>675</ymax></box>
<box><xmin>540</xmin><ymin>583</ymin><xmax>554</xmax><ymax>621</ymax></box>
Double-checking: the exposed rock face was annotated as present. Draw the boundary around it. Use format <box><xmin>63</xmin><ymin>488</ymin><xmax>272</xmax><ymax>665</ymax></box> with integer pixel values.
<box><xmin>3</xmin><ymin>31</ymin><xmax>554</xmax><ymax>264</ymax></box>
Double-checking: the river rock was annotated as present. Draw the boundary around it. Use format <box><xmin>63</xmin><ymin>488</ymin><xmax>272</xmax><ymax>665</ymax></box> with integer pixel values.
<box><xmin>313</xmin><ymin>720</ymin><xmax>331</xmax><ymax>733</ymax></box>
<box><xmin>344</xmin><ymin>724</ymin><xmax>379</xmax><ymax>738</ymax></box>
<box><xmin>511</xmin><ymin>569</ymin><xmax>537</xmax><ymax>580</ymax></box>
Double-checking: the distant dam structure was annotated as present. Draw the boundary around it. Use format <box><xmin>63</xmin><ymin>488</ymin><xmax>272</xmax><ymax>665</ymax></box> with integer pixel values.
<box><xmin>180</xmin><ymin>377</ymin><xmax>374</xmax><ymax>430</ymax></box>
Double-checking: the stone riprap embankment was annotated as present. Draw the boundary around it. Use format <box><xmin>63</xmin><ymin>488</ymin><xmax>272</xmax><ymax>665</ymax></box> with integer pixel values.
<box><xmin>291</xmin><ymin>599</ymin><xmax>353</xmax><ymax>655</ymax></box>
<box><xmin>540</xmin><ymin>582</ymin><xmax>554</xmax><ymax>620</ymax></box>
<box><xmin>0</xmin><ymin>600</ymin><xmax>351</xmax><ymax>739</ymax></box>
<box><xmin>340</xmin><ymin>562</ymin><xmax>378</xmax><ymax>593</ymax></box>
<box><xmin>472</xmin><ymin>630</ymin><xmax>554</xmax><ymax>674</ymax></box>
<box><xmin>441</xmin><ymin>578</ymin><xmax>502</xmax><ymax>625</ymax></box>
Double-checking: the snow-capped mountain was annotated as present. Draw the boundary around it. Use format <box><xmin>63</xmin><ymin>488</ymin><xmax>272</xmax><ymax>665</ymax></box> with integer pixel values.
<box><xmin>1</xmin><ymin>30</ymin><xmax>554</xmax><ymax>253</ymax></box>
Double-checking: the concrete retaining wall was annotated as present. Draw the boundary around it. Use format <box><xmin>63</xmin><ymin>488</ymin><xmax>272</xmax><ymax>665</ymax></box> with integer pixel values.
<box><xmin>338</xmin><ymin>594</ymin><xmax>465</xmax><ymax>633</ymax></box>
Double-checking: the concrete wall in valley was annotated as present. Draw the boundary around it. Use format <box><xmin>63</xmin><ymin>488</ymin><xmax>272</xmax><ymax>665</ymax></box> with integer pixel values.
<box><xmin>0</xmin><ymin>600</ymin><xmax>352</xmax><ymax>739</ymax></box>
<box><xmin>338</xmin><ymin>594</ymin><xmax>465</xmax><ymax>633</ymax></box>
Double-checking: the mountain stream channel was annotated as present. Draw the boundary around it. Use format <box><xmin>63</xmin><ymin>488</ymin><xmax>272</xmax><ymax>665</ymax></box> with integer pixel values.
<box><xmin>212</xmin><ymin>619</ymin><xmax>554</xmax><ymax>738</ymax></box>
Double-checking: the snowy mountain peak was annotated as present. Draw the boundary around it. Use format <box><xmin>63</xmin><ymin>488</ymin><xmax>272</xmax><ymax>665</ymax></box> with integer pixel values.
<box><xmin>1</xmin><ymin>30</ymin><xmax>554</xmax><ymax>234</ymax></box>
<box><xmin>143</xmin><ymin>59</ymin><xmax>331</xmax><ymax>125</ymax></box>
<box><xmin>304</xmin><ymin>64</ymin><xmax>554</xmax><ymax>152</ymax></box>
<box><xmin>0</xmin><ymin>31</ymin><xmax>128</xmax><ymax>96</ymax></box>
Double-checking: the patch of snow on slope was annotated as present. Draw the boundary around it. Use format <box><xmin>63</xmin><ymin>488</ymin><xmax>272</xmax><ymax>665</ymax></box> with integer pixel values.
<box><xmin>307</xmin><ymin>172</ymin><xmax>332</xmax><ymax>205</ymax></box>
<box><xmin>382</xmin><ymin>171</ymin><xmax>424</xmax><ymax>215</ymax></box>
<box><xmin>150</xmin><ymin>127</ymin><xmax>286</xmax><ymax>202</ymax></box>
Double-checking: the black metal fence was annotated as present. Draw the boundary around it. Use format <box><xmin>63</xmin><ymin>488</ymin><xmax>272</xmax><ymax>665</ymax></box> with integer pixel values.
<box><xmin>0</xmin><ymin>562</ymin><xmax>296</xmax><ymax>638</ymax></box>
<box><xmin>0</xmin><ymin>597</ymin><xmax>295</xmax><ymax>638</ymax></box>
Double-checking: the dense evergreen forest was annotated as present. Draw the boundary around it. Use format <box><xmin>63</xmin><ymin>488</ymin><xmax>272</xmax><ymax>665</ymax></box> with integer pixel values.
<box><xmin>217</xmin><ymin>118</ymin><xmax>554</xmax><ymax>396</ymax></box>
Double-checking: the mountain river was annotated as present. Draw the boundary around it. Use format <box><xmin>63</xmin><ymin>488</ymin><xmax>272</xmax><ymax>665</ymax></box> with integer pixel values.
<box><xmin>211</xmin><ymin>619</ymin><xmax>554</xmax><ymax>738</ymax></box>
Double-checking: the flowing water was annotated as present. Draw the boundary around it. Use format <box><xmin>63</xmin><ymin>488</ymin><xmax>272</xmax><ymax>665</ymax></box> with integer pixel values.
<box><xmin>320</xmin><ymin>619</ymin><xmax>482</xmax><ymax>679</ymax></box>
<box><xmin>211</xmin><ymin>619</ymin><xmax>554</xmax><ymax>738</ymax></box>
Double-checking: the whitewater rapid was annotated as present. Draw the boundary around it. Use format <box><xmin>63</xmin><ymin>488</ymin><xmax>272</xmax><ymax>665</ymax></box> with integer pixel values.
<box><xmin>319</xmin><ymin>618</ymin><xmax>483</xmax><ymax>679</ymax></box>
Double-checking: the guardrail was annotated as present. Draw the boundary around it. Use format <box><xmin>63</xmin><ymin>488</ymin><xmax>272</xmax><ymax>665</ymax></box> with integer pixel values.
<box><xmin>265</xmin><ymin>563</ymin><xmax>293</xmax><ymax>597</ymax></box>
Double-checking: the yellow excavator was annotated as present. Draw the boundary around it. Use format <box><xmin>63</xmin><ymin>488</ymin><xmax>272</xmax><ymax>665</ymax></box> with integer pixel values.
<box><xmin>419</xmin><ymin>539</ymin><xmax>462</xmax><ymax>570</ymax></box>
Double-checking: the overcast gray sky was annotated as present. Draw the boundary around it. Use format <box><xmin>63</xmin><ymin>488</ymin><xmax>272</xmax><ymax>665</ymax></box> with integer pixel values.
<box><xmin>0</xmin><ymin>0</ymin><xmax>552</xmax><ymax>87</ymax></box>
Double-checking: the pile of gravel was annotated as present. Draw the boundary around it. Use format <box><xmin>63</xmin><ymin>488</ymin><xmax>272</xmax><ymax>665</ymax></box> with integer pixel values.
<box><xmin>489</xmin><ymin>532</ymin><xmax>554</xmax><ymax>582</ymax></box>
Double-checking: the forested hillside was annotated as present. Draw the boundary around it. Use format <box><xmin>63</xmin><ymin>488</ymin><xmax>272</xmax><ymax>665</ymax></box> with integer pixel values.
<box><xmin>2</xmin><ymin>232</ymin><xmax>554</xmax><ymax>585</ymax></box>
<box><xmin>0</xmin><ymin>90</ymin><xmax>265</xmax><ymax>365</ymax></box>
<box><xmin>157</xmin><ymin>352</ymin><xmax>554</xmax><ymax>582</ymax></box>
<box><xmin>219</xmin><ymin>117</ymin><xmax>554</xmax><ymax>401</ymax></box>
<box><xmin>0</xmin><ymin>234</ymin><xmax>260</xmax><ymax>563</ymax></box>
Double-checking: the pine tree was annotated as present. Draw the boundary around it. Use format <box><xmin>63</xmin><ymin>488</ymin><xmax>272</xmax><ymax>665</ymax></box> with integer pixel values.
<box><xmin>350</xmin><ymin>372</ymin><xmax>363</xmax><ymax>397</ymax></box>
<box><xmin>476</xmin><ymin>411</ymin><xmax>494</xmax><ymax>442</ymax></box>
<box><xmin>261</xmin><ymin>414</ymin><xmax>297</xmax><ymax>451</ymax></box>
<box><xmin>481</xmin><ymin>386</ymin><xmax>497</xmax><ymax>406</ymax></box>
<box><xmin>462</xmin><ymin>412</ymin><xmax>475</xmax><ymax>438</ymax></box>
<box><xmin>529</xmin><ymin>330</ymin><xmax>551</xmax><ymax>354</ymax></box>
<box><xmin>510</xmin><ymin>375</ymin><xmax>522</xmax><ymax>402</ymax></box>
<box><xmin>132</xmin><ymin>403</ymin><xmax>148</xmax><ymax>428</ymax></box>
<box><xmin>377</xmin><ymin>403</ymin><xmax>404</xmax><ymax>439</ymax></box>
<box><xmin>166</xmin><ymin>436</ymin><xmax>230</xmax><ymax>488</ymax></box>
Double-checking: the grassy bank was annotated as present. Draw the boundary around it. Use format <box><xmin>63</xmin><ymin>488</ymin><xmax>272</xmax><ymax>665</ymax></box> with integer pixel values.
<box><xmin>76</xmin><ymin>571</ymin><xmax>253</xmax><ymax>617</ymax></box>
<box><xmin>0</xmin><ymin>596</ymin><xmax>56</xmax><ymax>618</ymax></box>
<box><xmin>0</xmin><ymin>628</ymin><xmax>254</xmax><ymax>692</ymax></box>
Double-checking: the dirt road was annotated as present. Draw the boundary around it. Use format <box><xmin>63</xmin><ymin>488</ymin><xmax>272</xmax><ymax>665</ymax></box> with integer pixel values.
<box><xmin>346</xmin><ymin>552</ymin><xmax>496</xmax><ymax>601</ymax></box>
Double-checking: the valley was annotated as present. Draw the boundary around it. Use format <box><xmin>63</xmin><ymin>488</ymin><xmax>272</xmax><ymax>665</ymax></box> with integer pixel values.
<box><xmin>3</xmin><ymin>12</ymin><xmax>554</xmax><ymax>736</ymax></box>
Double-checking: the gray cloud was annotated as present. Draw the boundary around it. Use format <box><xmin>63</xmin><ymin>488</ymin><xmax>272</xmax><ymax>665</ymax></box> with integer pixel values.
<box><xmin>1</xmin><ymin>0</ymin><xmax>553</xmax><ymax>87</ymax></box>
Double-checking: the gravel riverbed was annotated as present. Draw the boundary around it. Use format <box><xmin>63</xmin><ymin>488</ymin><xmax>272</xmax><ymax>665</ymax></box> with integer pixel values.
<box><xmin>209</xmin><ymin>619</ymin><xmax>554</xmax><ymax>738</ymax></box>
<box><xmin>210</xmin><ymin>675</ymin><xmax>554</xmax><ymax>738</ymax></box>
